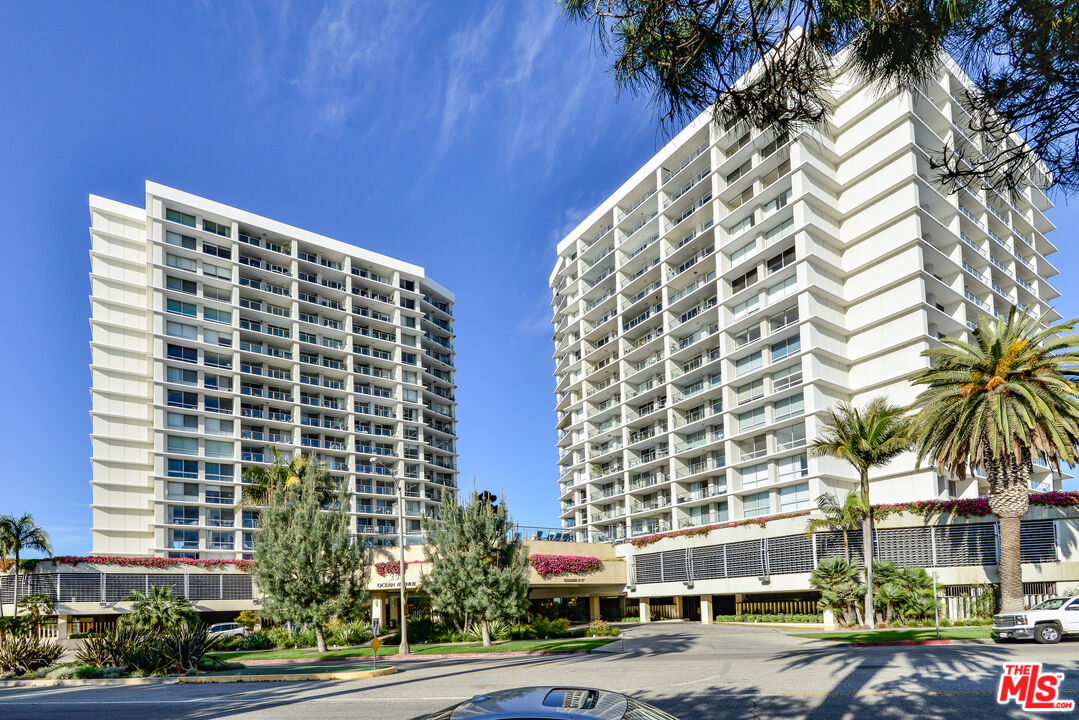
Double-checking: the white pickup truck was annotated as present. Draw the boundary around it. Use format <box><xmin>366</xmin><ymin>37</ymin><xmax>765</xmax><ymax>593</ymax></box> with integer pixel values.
<box><xmin>993</xmin><ymin>597</ymin><xmax>1079</xmax><ymax>644</ymax></box>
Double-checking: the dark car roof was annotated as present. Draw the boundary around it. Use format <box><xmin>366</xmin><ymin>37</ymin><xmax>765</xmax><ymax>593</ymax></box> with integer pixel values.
<box><xmin>451</xmin><ymin>687</ymin><xmax>628</xmax><ymax>720</ymax></box>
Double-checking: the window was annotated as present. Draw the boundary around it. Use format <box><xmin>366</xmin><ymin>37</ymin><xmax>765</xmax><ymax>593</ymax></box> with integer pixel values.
<box><xmin>300</xmin><ymin>331</ymin><xmax>317</xmax><ymax>344</ymax></box>
<box><xmin>767</xmin><ymin>275</ymin><xmax>797</xmax><ymax>302</ymax></box>
<box><xmin>167</xmin><ymin>344</ymin><xmax>197</xmax><ymax>363</ymax></box>
<box><xmin>203</xmin><ymin>242</ymin><xmax>231</xmax><ymax>259</ymax></box>
<box><xmin>204</xmin><ymin>351</ymin><xmax>232</xmax><ymax>369</ymax></box>
<box><xmin>730</xmin><ymin>239</ymin><xmax>756</xmax><ymax>265</ymax></box>
<box><xmin>726</xmin><ymin>160</ymin><xmax>751</xmax><ymax>184</ymax></box>
<box><xmin>167</xmin><ymin>459</ymin><xmax>198</xmax><ymax>478</ymax></box>
<box><xmin>206</xmin><ymin>508</ymin><xmax>234</xmax><ymax>526</ymax></box>
<box><xmin>771</xmin><ymin>335</ymin><xmax>801</xmax><ymax>361</ymax></box>
<box><xmin>167</xmin><ymin>366</ymin><xmax>198</xmax><ymax>385</ymax></box>
<box><xmin>210</xmin><ymin>531</ymin><xmax>234</xmax><ymax>549</ymax></box>
<box><xmin>774</xmin><ymin>393</ymin><xmax>805</xmax><ymax>420</ymax></box>
<box><xmin>737</xmin><ymin>407</ymin><xmax>765</xmax><ymax>433</ymax></box>
<box><xmin>764</xmin><ymin>188</ymin><xmax>792</xmax><ymax>214</ymax></box>
<box><xmin>732</xmin><ymin>296</ymin><xmax>759</xmax><ymax>319</ymax></box>
<box><xmin>166</xmin><ymin>321</ymin><xmax>197</xmax><ymax>340</ymax></box>
<box><xmin>204</xmin><ymin>328</ymin><xmax>231</xmax><ymax>347</ymax></box>
<box><xmin>743</xmin><ymin>490</ymin><xmax>771</xmax><ymax>518</ymax></box>
<box><xmin>402</xmin><ymin>352</ymin><xmax>417</xmax><ymax>365</ymax></box>
<box><xmin>778</xmin><ymin>454</ymin><xmax>809</xmax><ymax>481</ymax></box>
<box><xmin>204</xmin><ymin>440</ymin><xmax>234</xmax><ymax>459</ymax></box>
<box><xmin>735</xmin><ymin>351</ymin><xmax>762</xmax><ymax>377</ymax></box>
<box><xmin>204</xmin><ymin>418</ymin><xmax>233</xmax><ymax>436</ymax></box>
<box><xmin>203</xmin><ymin>262</ymin><xmax>231</xmax><ymax>280</ymax></box>
<box><xmin>167</xmin><ymin>298</ymin><xmax>197</xmax><ymax>317</ymax></box>
<box><xmin>400</xmin><ymin>279</ymin><xmax>415</xmax><ymax>291</ymax></box>
<box><xmin>204</xmin><ymin>307</ymin><xmax>232</xmax><ymax>325</ymax></box>
<box><xmin>732</xmin><ymin>268</ymin><xmax>758</xmax><ymax>293</ymax></box>
<box><xmin>741</xmin><ymin>462</ymin><xmax>770</xmax><ymax>489</ymax></box>
<box><xmin>166</xmin><ymin>253</ymin><xmax>196</xmax><ymax>272</ymax></box>
<box><xmin>203</xmin><ymin>285</ymin><xmax>231</xmax><ymax>302</ymax></box>
<box><xmin>167</xmin><ymin>390</ymin><xmax>197</xmax><ymax>409</ymax></box>
<box><xmin>772</xmin><ymin>364</ymin><xmax>803</xmax><ymax>391</ymax></box>
<box><xmin>741</xmin><ymin>434</ymin><xmax>768</xmax><ymax>461</ymax></box>
<box><xmin>205</xmin><ymin>397</ymin><xmax>233</xmax><ymax>416</ymax></box>
<box><xmin>769</xmin><ymin>306</ymin><xmax>798</xmax><ymax>333</ymax></box>
<box><xmin>166</xmin><ymin>208</ymin><xmax>196</xmax><ymax>227</ymax></box>
<box><xmin>764</xmin><ymin>218</ymin><xmax>794</xmax><ymax>244</ymax></box>
<box><xmin>165</xmin><ymin>231</ymin><xmax>196</xmax><ymax>249</ymax></box>
<box><xmin>779</xmin><ymin>481</ymin><xmax>810</xmax><ymax>510</ymax></box>
<box><xmin>403</xmin><ymin>389</ymin><xmax>419</xmax><ymax>402</ymax></box>
<box><xmin>402</xmin><ymin>334</ymin><xmax>416</xmax><ymax>347</ymax></box>
<box><xmin>167</xmin><ymin>435</ymin><xmax>198</xmax><ymax>455</ymax></box>
<box><xmin>205</xmin><ymin>463</ymin><xmax>234</xmax><ymax>481</ymax></box>
<box><xmin>168</xmin><ymin>506</ymin><xmax>199</xmax><ymax>526</ymax></box>
<box><xmin>167</xmin><ymin>276</ymin><xmax>196</xmax><ymax>294</ymax></box>
<box><xmin>767</xmin><ymin>247</ymin><xmax>796</xmax><ymax>274</ymax></box>
<box><xmin>736</xmin><ymin>379</ymin><xmax>765</xmax><ymax>405</ymax></box>
<box><xmin>733</xmin><ymin>325</ymin><xmax>761</xmax><ymax>348</ymax></box>
<box><xmin>167</xmin><ymin>412</ymin><xmax>198</xmax><ymax>431</ymax></box>
<box><xmin>167</xmin><ymin>481</ymin><xmax>199</xmax><ymax>500</ymax></box>
<box><xmin>776</xmin><ymin>423</ymin><xmax>806</xmax><ymax>450</ymax></box>
<box><xmin>715</xmin><ymin>500</ymin><xmax>729</xmax><ymax>522</ymax></box>
<box><xmin>169</xmin><ymin>529</ymin><xmax>199</xmax><ymax>549</ymax></box>
<box><xmin>203</xmin><ymin>219</ymin><xmax>231</xmax><ymax>237</ymax></box>
<box><xmin>204</xmin><ymin>374</ymin><xmax>231</xmax><ymax>392</ymax></box>
<box><xmin>729</xmin><ymin>215</ymin><xmax>755</xmax><ymax>237</ymax></box>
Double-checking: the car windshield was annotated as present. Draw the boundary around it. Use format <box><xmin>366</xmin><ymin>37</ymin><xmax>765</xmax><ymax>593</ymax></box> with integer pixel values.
<box><xmin>1031</xmin><ymin>598</ymin><xmax>1071</xmax><ymax>610</ymax></box>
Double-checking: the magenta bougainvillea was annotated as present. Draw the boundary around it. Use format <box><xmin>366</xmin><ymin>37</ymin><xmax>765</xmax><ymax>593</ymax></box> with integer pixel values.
<box><xmin>627</xmin><ymin>491</ymin><xmax>1079</xmax><ymax>549</ymax></box>
<box><xmin>375</xmin><ymin>560</ymin><xmax>410</xmax><ymax>576</ymax></box>
<box><xmin>0</xmin><ymin>555</ymin><xmax>253</xmax><ymax>572</ymax></box>
<box><xmin>528</xmin><ymin>554</ymin><xmax>603</xmax><ymax>579</ymax></box>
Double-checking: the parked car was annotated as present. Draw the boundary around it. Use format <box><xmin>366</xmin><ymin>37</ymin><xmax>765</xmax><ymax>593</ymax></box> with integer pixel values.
<box><xmin>993</xmin><ymin>596</ymin><xmax>1079</xmax><ymax>643</ymax></box>
<box><xmin>207</xmin><ymin>622</ymin><xmax>250</xmax><ymax>638</ymax></box>
<box><xmin>419</xmin><ymin>687</ymin><xmax>680</xmax><ymax>719</ymax></box>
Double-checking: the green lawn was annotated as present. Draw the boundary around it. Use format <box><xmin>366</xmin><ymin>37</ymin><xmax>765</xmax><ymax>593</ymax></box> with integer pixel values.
<box><xmin>209</xmin><ymin>637</ymin><xmax>616</xmax><ymax>663</ymax></box>
<box><xmin>208</xmin><ymin>663</ymin><xmax>380</xmax><ymax>676</ymax></box>
<box><xmin>794</xmin><ymin>626</ymin><xmax>992</xmax><ymax>643</ymax></box>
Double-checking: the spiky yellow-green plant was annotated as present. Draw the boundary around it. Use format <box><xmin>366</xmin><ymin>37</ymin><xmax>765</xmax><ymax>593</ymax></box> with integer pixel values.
<box><xmin>910</xmin><ymin>308</ymin><xmax>1079</xmax><ymax>612</ymax></box>
<box><xmin>805</xmin><ymin>491</ymin><xmax>869</xmax><ymax>564</ymax></box>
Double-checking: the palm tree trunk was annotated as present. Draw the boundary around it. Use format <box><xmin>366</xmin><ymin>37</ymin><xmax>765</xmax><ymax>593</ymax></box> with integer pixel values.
<box><xmin>842</xmin><ymin>530</ymin><xmax>850</xmax><ymax>564</ymax></box>
<box><xmin>861</xmin><ymin>471</ymin><xmax>874</xmax><ymax>629</ymax></box>
<box><xmin>11</xmin><ymin>550</ymin><xmax>18</xmax><ymax>618</ymax></box>
<box><xmin>990</xmin><ymin>457</ymin><xmax>1030</xmax><ymax>613</ymax></box>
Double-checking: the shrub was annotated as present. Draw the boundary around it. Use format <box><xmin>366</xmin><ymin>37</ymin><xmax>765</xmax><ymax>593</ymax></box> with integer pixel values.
<box><xmin>328</xmin><ymin>621</ymin><xmax>371</xmax><ymax>647</ymax></box>
<box><xmin>293</xmin><ymin>627</ymin><xmax>316</xmax><ymax>648</ymax></box>
<box><xmin>214</xmin><ymin>635</ymin><xmax>245</xmax><ymax>651</ymax></box>
<box><xmin>45</xmin><ymin>663</ymin><xmax>118</xmax><ymax>680</ymax></box>
<box><xmin>712</xmin><ymin>614</ymin><xmax>823</xmax><ymax>624</ymax></box>
<box><xmin>463</xmin><ymin>618</ymin><xmax>510</xmax><ymax>643</ymax></box>
<box><xmin>265</xmin><ymin>627</ymin><xmax>298</xmax><ymax>648</ymax></box>
<box><xmin>76</xmin><ymin>624</ymin><xmax>148</xmax><ymax>668</ymax></box>
<box><xmin>530</xmin><ymin>617</ymin><xmax>571</xmax><ymax>638</ymax></box>
<box><xmin>0</xmin><ymin>635</ymin><xmax>64</xmax><ymax>675</ymax></box>
<box><xmin>239</xmin><ymin>631</ymin><xmax>275</xmax><ymax>651</ymax></box>
<box><xmin>586</xmin><ymin>620</ymin><xmax>620</xmax><ymax>637</ymax></box>
<box><xmin>122</xmin><ymin>641</ymin><xmax>172</xmax><ymax>675</ymax></box>
<box><xmin>161</xmin><ymin>622</ymin><xmax>223</xmax><ymax>673</ymax></box>
<box><xmin>234</xmin><ymin>610</ymin><xmax>260</xmax><ymax>631</ymax></box>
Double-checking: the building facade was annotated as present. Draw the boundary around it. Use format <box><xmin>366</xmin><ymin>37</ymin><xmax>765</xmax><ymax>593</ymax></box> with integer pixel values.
<box><xmin>89</xmin><ymin>182</ymin><xmax>457</xmax><ymax>558</ymax></box>
<box><xmin>551</xmin><ymin>59</ymin><xmax>1061</xmax><ymax>544</ymax></box>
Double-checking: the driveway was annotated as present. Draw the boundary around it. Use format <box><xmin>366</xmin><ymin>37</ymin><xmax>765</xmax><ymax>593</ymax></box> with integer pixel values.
<box><xmin>3</xmin><ymin>623</ymin><xmax>1078</xmax><ymax>719</ymax></box>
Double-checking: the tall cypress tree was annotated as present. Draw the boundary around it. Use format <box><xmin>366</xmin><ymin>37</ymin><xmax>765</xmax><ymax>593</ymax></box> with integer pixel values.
<box><xmin>250</xmin><ymin>462</ymin><xmax>369</xmax><ymax>652</ymax></box>
<box><xmin>421</xmin><ymin>491</ymin><xmax>529</xmax><ymax>646</ymax></box>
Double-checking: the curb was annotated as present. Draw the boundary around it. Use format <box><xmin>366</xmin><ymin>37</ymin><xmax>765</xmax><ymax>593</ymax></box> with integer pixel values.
<box><xmin>0</xmin><ymin>677</ymin><xmax>178</xmax><ymax>688</ymax></box>
<box><xmin>180</xmin><ymin>666</ymin><xmax>397</xmax><ymax>683</ymax></box>
<box><xmin>852</xmin><ymin>639</ymin><xmax>952</xmax><ymax>647</ymax></box>
<box><xmin>239</xmin><ymin>649</ymin><xmax>597</xmax><ymax>665</ymax></box>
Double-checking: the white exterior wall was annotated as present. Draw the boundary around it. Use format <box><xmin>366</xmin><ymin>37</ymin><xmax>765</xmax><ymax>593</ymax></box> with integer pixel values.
<box><xmin>89</xmin><ymin>182</ymin><xmax>458</xmax><ymax>558</ymax></box>
<box><xmin>551</xmin><ymin>63</ymin><xmax>1062</xmax><ymax>543</ymax></box>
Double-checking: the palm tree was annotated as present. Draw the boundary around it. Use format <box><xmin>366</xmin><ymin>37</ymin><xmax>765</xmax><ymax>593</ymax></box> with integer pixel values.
<box><xmin>809</xmin><ymin>557</ymin><xmax>863</xmax><ymax>627</ymax></box>
<box><xmin>804</xmin><ymin>491</ymin><xmax>868</xmax><ymax>563</ymax></box>
<box><xmin>0</xmin><ymin>514</ymin><xmax>53</xmax><ymax>617</ymax></box>
<box><xmin>241</xmin><ymin>447</ymin><xmax>334</xmax><ymax>507</ymax></box>
<box><xmin>16</xmin><ymin>592</ymin><xmax>54</xmax><ymax>636</ymax></box>
<box><xmin>810</xmin><ymin>398</ymin><xmax>912</xmax><ymax>629</ymax></box>
<box><xmin>0</xmin><ymin>526</ymin><xmax>11</xmax><ymax>619</ymax></box>
<box><xmin>910</xmin><ymin>308</ymin><xmax>1079</xmax><ymax>612</ymax></box>
<box><xmin>121</xmin><ymin>585</ymin><xmax>197</xmax><ymax>634</ymax></box>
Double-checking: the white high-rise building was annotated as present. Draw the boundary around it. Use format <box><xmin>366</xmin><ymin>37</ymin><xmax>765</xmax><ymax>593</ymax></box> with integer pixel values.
<box><xmin>89</xmin><ymin>182</ymin><xmax>457</xmax><ymax>557</ymax></box>
<box><xmin>551</xmin><ymin>60</ymin><xmax>1062</xmax><ymax>544</ymax></box>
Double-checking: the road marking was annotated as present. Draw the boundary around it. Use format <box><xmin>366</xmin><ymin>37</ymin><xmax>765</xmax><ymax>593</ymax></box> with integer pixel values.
<box><xmin>0</xmin><ymin>697</ymin><xmax>472</xmax><ymax>705</ymax></box>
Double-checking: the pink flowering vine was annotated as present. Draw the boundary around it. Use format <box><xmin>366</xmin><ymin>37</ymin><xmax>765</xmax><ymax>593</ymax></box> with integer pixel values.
<box><xmin>529</xmin><ymin>554</ymin><xmax>603</xmax><ymax>579</ymax></box>
<box><xmin>0</xmin><ymin>555</ymin><xmax>253</xmax><ymax>572</ymax></box>
<box><xmin>375</xmin><ymin>560</ymin><xmax>410</xmax><ymax>576</ymax></box>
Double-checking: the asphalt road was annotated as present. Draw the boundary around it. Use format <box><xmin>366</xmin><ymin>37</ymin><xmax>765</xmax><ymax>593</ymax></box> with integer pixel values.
<box><xmin>5</xmin><ymin>623</ymin><xmax>1079</xmax><ymax>719</ymax></box>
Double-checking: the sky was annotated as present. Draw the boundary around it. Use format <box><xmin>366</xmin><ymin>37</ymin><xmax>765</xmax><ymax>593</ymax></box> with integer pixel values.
<box><xmin>0</xmin><ymin>1</ymin><xmax>1077</xmax><ymax>556</ymax></box>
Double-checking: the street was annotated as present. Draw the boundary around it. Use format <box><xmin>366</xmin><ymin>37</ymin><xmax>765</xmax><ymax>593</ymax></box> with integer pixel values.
<box><xmin>4</xmin><ymin>623</ymin><xmax>1079</xmax><ymax>719</ymax></box>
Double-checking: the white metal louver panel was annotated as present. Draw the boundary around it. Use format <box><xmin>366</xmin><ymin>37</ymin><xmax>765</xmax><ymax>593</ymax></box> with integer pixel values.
<box><xmin>222</xmin><ymin>574</ymin><xmax>254</xmax><ymax>599</ymax></box>
<box><xmin>147</xmin><ymin>574</ymin><xmax>185</xmax><ymax>594</ymax></box>
<box><xmin>187</xmin><ymin>575</ymin><xmax>221</xmax><ymax>600</ymax></box>
<box><xmin>635</xmin><ymin>552</ymin><xmax>663</xmax><ymax>584</ymax></box>
<box><xmin>690</xmin><ymin>545</ymin><xmax>726</xmax><ymax>579</ymax></box>
<box><xmin>876</xmin><ymin>527</ymin><xmax>934</xmax><ymax>567</ymax></box>
<box><xmin>661</xmin><ymin>549</ymin><xmax>689</xmax><ymax>582</ymax></box>
<box><xmin>815</xmin><ymin>530</ymin><xmax>865</xmax><ymax>564</ymax></box>
<box><xmin>726</xmin><ymin>540</ymin><xmax>764</xmax><ymax>578</ymax></box>
<box><xmin>58</xmin><ymin>573</ymin><xmax>102</xmax><ymax>602</ymax></box>
<box><xmin>766</xmin><ymin>535</ymin><xmax>815</xmax><ymax>575</ymax></box>
<box><xmin>105</xmin><ymin>574</ymin><xmax>146</xmax><ymax>602</ymax></box>
<box><xmin>934</xmin><ymin>523</ymin><xmax>997</xmax><ymax>567</ymax></box>
<box><xmin>1020</xmin><ymin>520</ymin><xmax>1057</xmax><ymax>563</ymax></box>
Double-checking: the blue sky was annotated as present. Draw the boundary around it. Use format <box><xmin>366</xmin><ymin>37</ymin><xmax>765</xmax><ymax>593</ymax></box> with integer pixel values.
<box><xmin>0</xmin><ymin>1</ymin><xmax>1077</xmax><ymax>555</ymax></box>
